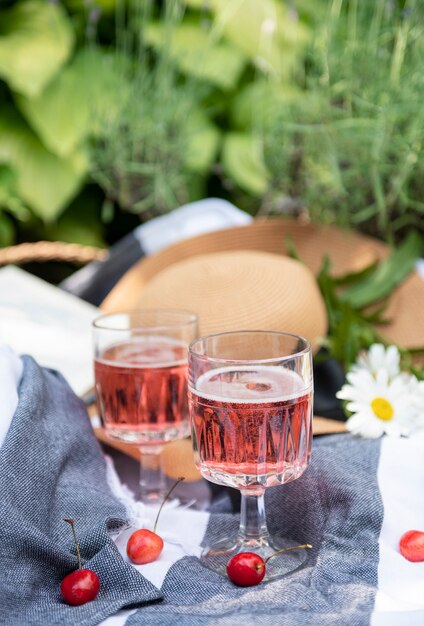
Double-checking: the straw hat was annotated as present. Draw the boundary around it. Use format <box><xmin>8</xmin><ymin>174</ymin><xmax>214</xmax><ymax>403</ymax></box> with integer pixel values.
<box><xmin>101</xmin><ymin>217</ymin><xmax>424</xmax><ymax>350</ymax></box>
<box><xmin>133</xmin><ymin>250</ymin><xmax>327</xmax><ymax>351</ymax></box>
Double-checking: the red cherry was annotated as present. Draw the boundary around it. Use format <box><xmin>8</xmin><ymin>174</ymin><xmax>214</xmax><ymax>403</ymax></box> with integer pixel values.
<box><xmin>226</xmin><ymin>552</ymin><xmax>266</xmax><ymax>586</ymax></box>
<box><xmin>226</xmin><ymin>544</ymin><xmax>313</xmax><ymax>586</ymax></box>
<box><xmin>60</xmin><ymin>569</ymin><xmax>100</xmax><ymax>606</ymax></box>
<box><xmin>60</xmin><ymin>519</ymin><xmax>100</xmax><ymax>606</ymax></box>
<box><xmin>127</xmin><ymin>528</ymin><xmax>164</xmax><ymax>564</ymax></box>
<box><xmin>126</xmin><ymin>477</ymin><xmax>185</xmax><ymax>565</ymax></box>
<box><xmin>399</xmin><ymin>530</ymin><xmax>424</xmax><ymax>562</ymax></box>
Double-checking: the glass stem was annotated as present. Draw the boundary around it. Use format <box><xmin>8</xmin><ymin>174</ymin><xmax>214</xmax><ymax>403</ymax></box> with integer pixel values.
<box><xmin>238</xmin><ymin>491</ymin><xmax>269</xmax><ymax>547</ymax></box>
<box><xmin>139</xmin><ymin>446</ymin><xmax>167</xmax><ymax>504</ymax></box>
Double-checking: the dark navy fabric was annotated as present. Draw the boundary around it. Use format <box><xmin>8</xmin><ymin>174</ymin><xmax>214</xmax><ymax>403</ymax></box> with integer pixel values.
<box><xmin>127</xmin><ymin>435</ymin><xmax>383</xmax><ymax>626</ymax></box>
<box><xmin>0</xmin><ymin>356</ymin><xmax>162</xmax><ymax>626</ymax></box>
<box><xmin>60</xmin><ymin>231</ymin><xmax>145</xmax><ymax>306</ymax></box>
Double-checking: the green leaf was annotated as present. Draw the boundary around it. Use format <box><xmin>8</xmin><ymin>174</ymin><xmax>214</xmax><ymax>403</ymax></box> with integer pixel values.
<box><xmin>0</xmin><ymin>0</ymin><xmax>74</xmax><ymax>97</ymax></box>
<box><xmin>333</xmin><ymin>260</ymin><xmax>380</xmax><ymax>287</ymax></box>
<box><xmin>221</xmin><ymin>133</ymin><xmax>269</xmax><ymax>195</ymax></box>
<box><xmin>144</xmin><ymin>22</ymin><xmax>246</xmax><ymax>90</ymax></box>
<box><xmin>312</xmin><ymin>232</ymin><xmax>423</xmax><ymax>371</ymax></box>
<box><xmin>46</xmin><ymin>215</ymin><xmax>104</xmax><ymax>248</ymax></box>
<box><xmin>361</xmin><ymin>300</ymin><xmax>390</xmax><ymax>325</ymax></box>
<box><xmin>0</xmin><ymin>213</ymin><xmax>15</xmax><ymax>247</ymax></box>
<box><xmin>0</xmin><ymin>164</ymin><xmax>30</xmax><ymax>220</ymax></box>
<box><xmin>342</xmin><ymin>231</ymin><xmax>423</xmax><ymax>308</ymax></box>
<box><xmin>182</xmin><ymin>0</ymin><xmax>208</xmax><ymax>7</ymax></box>
<box><xmin>64</xmin><ymin>0</ymin><xmax>116</xmax><ymax>13</ymax></box>
<box><xmin>101</xmin><ymin>197</ymin><xmax>115</xmax><ymax>224</ymax></box>
<box><xmin>15</xmin><ymin>49</ymin><xmax>127</xmax><ymax>157</ymax></box>
<box><xmin>212</xmin><ymin>0</ymin><xmax>310</xmax><ymax>77</ymax></box>
<box><xmin>316</xmin><ymin>256</ymin><xmax>385</xmax><ymax>370</ymax></box>
<box><xmin>184</xmin><ymin>113</ymin><xmax>220</xmax><ymax>173</ymax></box>
<box><xmin>0</xmin><ymin>109</ymin><xmax>88</xmax><ymax>222</ymax></box>
<box><xmin>45</xmin><ymin>184</ymin><xmax>106</xmax><ymax>247</ymax></box>
<box><xmin>230</xmin><ymin>80</ymin><xmax>301</xmax><ymax>130</ymax></box>
<box><xmin>284</xmin><ymin>234</ymin><xmax>302</xmax><ymax>261</ymax></box>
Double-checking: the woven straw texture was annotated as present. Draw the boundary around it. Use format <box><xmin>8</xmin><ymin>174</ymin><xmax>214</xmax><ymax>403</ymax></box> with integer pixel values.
<box><xmin>0</xmin><ymin>241</ymin><xmax>107</xmax><ymax>266</ymax></box>
<box><xmin>101</xmin><ymin>218</ymin><xmax>424</xmax><ymax>349</ymax></box>
<box><xmin>135</xmin><ymin>250</ymin><xmax>327</xmax><ymax>351</ymax></box>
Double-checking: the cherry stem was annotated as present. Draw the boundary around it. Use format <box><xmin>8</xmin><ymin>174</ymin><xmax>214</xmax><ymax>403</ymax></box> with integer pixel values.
<box><xmin>264</xmin><ymin>543</ymin><xmax>312</xmax><ymax>565</ymax></box>
<box><xmin>153</xmin><ymin>476</ymin><xmax>185</xmax><ymax>534</ymax></box>
<box><xmin>64</xmin><ymin>519</ymin><xmax>82</xmax><ymax>570</ymax></box>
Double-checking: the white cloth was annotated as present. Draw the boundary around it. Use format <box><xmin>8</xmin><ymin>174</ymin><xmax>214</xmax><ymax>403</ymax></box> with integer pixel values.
<box><xmin>0</xmin><ymin>268</ymin><xmax>98</xmax><ymax>395</ymax></box>
<box><xmin>372</xmin><ymin>430</ymin><xmax>424</xmax><ymax>625</ymax></box>
<box><xmin>133</xmin><ymin>198</ymin><xmax>252</xmax><ymax>256</ymax></box>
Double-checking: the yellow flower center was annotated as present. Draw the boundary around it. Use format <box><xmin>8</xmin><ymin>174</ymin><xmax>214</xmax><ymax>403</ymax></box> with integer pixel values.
<box><xmin>371</xmin><ymin>397</ymin><xmax>394</xmax><ymax>421</ymax></box>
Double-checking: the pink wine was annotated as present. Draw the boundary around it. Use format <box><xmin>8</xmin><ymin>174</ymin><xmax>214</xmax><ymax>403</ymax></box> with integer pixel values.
<box><xmin>95</xmin><ymin>337</ymin><xmax>190</xmax><ymax>445</ymax></box>
<box><xmin>189</xmin><ymin>366</ymin><xmax>313</xmax><ymax>491</ymax></box>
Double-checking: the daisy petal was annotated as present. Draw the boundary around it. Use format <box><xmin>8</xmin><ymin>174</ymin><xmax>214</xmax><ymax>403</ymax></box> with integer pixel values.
<box><xmin>375</xmin><ymin>368</ymin><xmax>389</xmax><ymax>387</ymax></box>
<box><xmin>346</xmin><ymin>414</ymin><xmax>384</xmax><ymax>438</ymax></box>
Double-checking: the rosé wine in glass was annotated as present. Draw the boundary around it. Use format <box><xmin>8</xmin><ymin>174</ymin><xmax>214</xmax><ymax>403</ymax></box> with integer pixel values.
<box><xmin>95</xmin><ymin>336</ymin><xmax>190</xmax><ymax>446</ymax></box>
<box><xmin>188</xmin><ymin>330</ymin><xmax>313</xmax><ymax>579</ymax></box>
<box><xmin>190</xmin><ymin>366</ymin><xmax>312</xmax><ymax>491</ymax></box>
<box><xmin>93</xmin><ymin>310</ymin><xmax>198</xmax><ymax>504</ymax></box>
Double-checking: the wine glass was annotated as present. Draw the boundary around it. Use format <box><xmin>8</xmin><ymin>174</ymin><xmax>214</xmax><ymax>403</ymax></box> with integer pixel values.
<box><xmin>93</xmin><ymin>309</ymin><xmax>198</xmax><ymax>503</ymax></box>
<box><xmin>188</xmin><ymin>330</ymin><xmax>313</xmax><ymax>579</ymax></box>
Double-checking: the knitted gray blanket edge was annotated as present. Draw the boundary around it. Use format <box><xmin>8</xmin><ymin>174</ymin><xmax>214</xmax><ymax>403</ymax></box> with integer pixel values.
<box><xmin>0</xmin><ymin>355</ymin><xmax>162</xmax><ymax>626</ymax></box>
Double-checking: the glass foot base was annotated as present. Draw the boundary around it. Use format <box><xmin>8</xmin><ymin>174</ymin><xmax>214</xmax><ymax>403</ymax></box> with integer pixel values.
<box><xmin>105</xmin><ymin>423</ymin><xmax>190</xmax><ymax>445</ymax></box>
<box><xmin>200</xmin><ymin>535</ymin><xmax>310</xmax><ymax>581</ymax></box>
<box><xmin>139</xmin><ymin>489</ymin><xmax>168</xmax><ymax>506</ymax></box>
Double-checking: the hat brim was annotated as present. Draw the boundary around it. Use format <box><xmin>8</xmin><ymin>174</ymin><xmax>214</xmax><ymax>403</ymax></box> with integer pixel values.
<box><xmin>101</xmin><ymin>217</ymin><xmax>423</xmax><ymax>350</ymax></box>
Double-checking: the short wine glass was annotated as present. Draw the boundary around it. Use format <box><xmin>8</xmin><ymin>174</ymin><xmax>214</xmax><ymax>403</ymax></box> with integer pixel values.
<box><xmin>93</xmin><ymin>309</ymin><xmax>198</xmax><ymax>504</ymax></box>
<box><xmin>188</xmin><ymin>330</ymin><xmax>313</xmax><ymax>580</ymax></box>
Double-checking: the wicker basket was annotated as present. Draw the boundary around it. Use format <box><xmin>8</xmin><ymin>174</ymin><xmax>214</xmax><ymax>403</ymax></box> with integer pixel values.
<box><xmin>0</xmin><ymin>241</ymin><xmax>108</xmax><ymax>267</ymax></box>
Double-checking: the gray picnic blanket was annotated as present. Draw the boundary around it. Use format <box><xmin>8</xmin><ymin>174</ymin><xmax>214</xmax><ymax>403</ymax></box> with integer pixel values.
<box><xmin>0</xmin><ymin>356</ymin><xmax>162</xmax><ymax>626</ymax></box>
<box><xmin>127</xmin><ymin>435</ymin><xmax>383</xmax><ymax>626</ymax></box>
<box><xmin>0</xmin><ymin>356</ymin><xmax>383</xmax><ymax>626</ymax></box>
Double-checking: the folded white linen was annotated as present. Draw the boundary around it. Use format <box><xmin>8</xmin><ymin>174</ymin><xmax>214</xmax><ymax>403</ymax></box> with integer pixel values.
<box><xmin>372</xmin><ymin>430</ymin><xmax>424</xmax><ymax>625</ymax></box>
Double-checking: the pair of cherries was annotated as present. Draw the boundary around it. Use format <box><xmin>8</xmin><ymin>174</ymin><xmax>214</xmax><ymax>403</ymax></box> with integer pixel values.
<box><xmin>59</xmin><ymin>519</ymin><xmax>165</xmax><ymax>606</ymax></box>
<box><xmin>59</xmin><ymin>521</ymin><xmax>163</xmax><ymax>606</ymax></box>
<box><xmin>60</xmin><ymin>502</ymin><xmax>424</xmax><ymax>604</ymax></box>
<box><xmin>60</xmin><ymin>478</ymin><xmax>184</xmax><ymax>605</ymax></box>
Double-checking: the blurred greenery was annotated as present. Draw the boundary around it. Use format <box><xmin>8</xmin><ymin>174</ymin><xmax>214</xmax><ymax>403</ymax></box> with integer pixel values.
<box><xmin>263</xmin><ymin>0</ymin><xmax>424</xmax><ymax>242</ymax></box>
<box><xmin>0</xmin><ymin>0</ymin><xmax>423</xmax><ymax>249</ymax></box>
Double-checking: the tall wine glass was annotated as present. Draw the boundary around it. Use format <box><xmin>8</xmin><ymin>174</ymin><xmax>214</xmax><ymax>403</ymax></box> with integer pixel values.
<box><xmin>188</xmin><ymin>330</ymin><xmax>313</xmax><ymax>579</ymax></box>
<box><xmin>93</xmin><ymin>309</ymin><xmax>198</xmax><ymax>503</ymax></box>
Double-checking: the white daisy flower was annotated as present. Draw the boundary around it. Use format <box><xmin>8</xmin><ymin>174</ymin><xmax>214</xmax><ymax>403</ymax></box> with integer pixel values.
<box><xmin>336</xmin><ymin>368</ymin><xmax>416</xmax><ymax>438</ymax></box>
<box><xmin>354</xmin><ymin>343</ymin><xmax>400</xmax><ymax>381</ymax></box>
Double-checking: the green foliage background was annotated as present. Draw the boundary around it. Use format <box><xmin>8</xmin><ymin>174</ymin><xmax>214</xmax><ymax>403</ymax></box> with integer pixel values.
<box><xmin>0</xmin><ymin>0</ymin><xmax>422</xmax><ymax>250</ymax></box>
